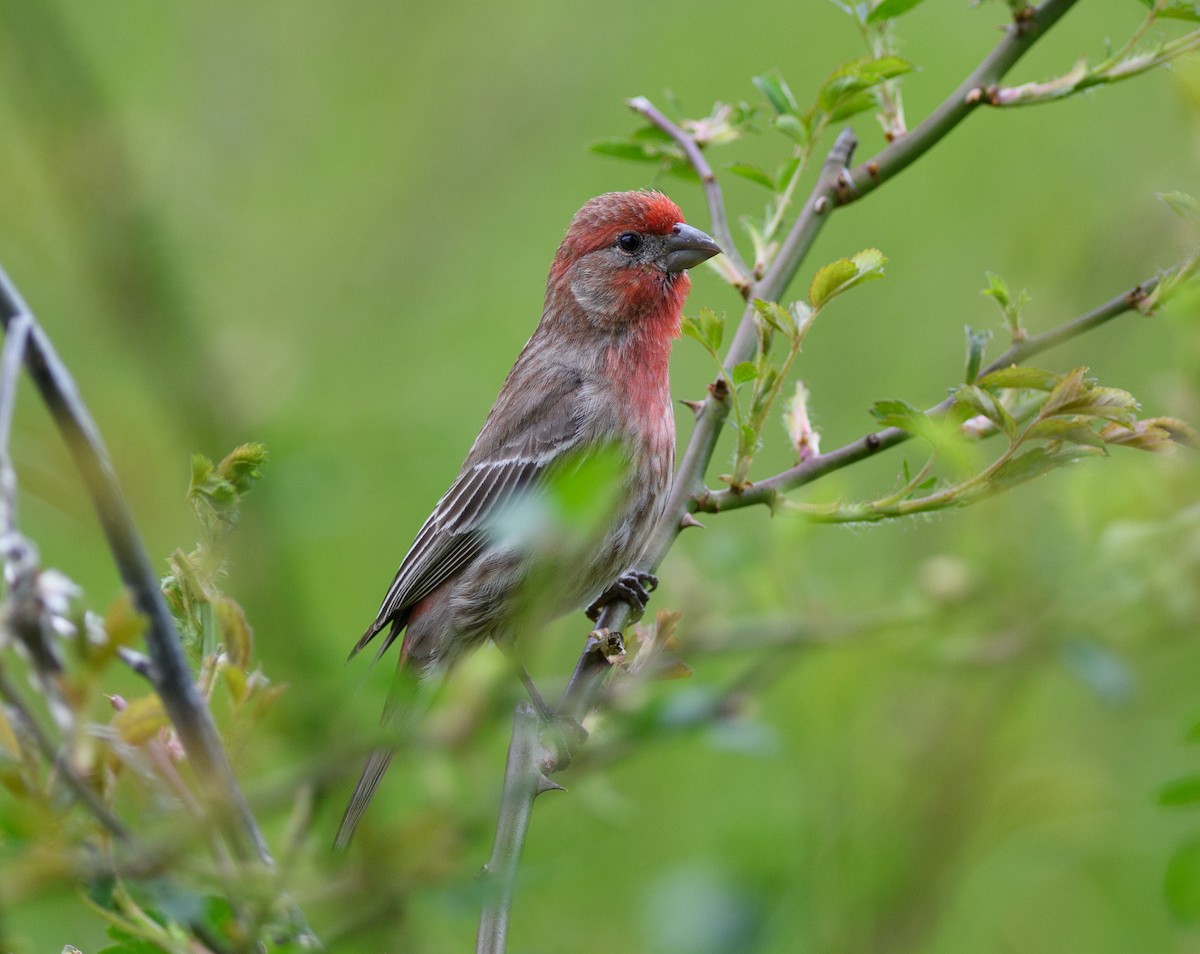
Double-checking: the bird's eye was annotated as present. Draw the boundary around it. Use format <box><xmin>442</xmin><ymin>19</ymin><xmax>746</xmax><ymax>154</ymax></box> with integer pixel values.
<box><xmin>616</xmin><ymin>232</ymin><xmax>643</xmax><ymax>253</ymax></box>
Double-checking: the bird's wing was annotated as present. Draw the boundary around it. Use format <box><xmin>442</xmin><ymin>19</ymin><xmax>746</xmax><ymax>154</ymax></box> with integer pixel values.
<box><xmin>350</xmin><ymin>372</ymin><xmax>584</xmax><ymax>660</ymax></box>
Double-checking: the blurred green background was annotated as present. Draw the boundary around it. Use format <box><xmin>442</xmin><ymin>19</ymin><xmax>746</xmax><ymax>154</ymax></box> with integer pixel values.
<box><xmin>2</xmin><ymin>1</ymin><xmax>1200</xmax><ymax>951</ymax></box>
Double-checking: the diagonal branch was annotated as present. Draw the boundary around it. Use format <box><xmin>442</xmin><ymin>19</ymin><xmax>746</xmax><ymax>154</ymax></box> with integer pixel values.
<box><xmin>481</xmin><ymin>3</ymin><xmax>1089</xmax><ymax>948</ymax></box>
<box><xmin>695</xmin><ymin>274</ymin><xmax>1161</xmax><ymax>514</ymax></box>
<box><xmin>836</xmin><ymin>0</ymin><xmax>1080</xmax><ymax>204</ymax></box>
<box><xmin>0</xmin><ymin>265</ymin><xmax>270</xmax><ymax>865</ymax></box>
<box><xmin>627</xmin><ymin>95</ymin><xmax>753</xmax><ymax>290</ymax></box>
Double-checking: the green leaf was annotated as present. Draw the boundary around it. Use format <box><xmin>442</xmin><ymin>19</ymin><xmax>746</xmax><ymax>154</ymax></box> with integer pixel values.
<box><xmin>752</xmin><ymin>298</ymin><xmax>792</xmax><ymax>337</ymax></box>
<box><xmin>682</xmin><ymin>308</ymin><xmax>724</xmax><ymax>355</ymax></box>
<box><xmin>753</xmin><ymin>71</ymin><xmax>799</xmax><ymax>115</ymax></box>
<box><xmin>726</xmin><ymin>162</ymin><xmax>776</xmax><ymax>191</ymax></box>
<box><xmin>964</xmin><ymin>326</ymin><xmax>991</xmax><ymax>384</ymax></box>
<box><xmin>828</xmin><ymin>91</ymin><xmax>879</xmax><ymax>122</ymax></box>
<box><xmin>977</xmin><ymin>366</ymin><xmax>1060</xmax><ymax>391</ymax></box>
<box><xmin>1041</xmin><ymin>368</ymin><xmax>1091</xmax><ymax>416</ymax></box>
<box><xmin>818</xmin><ymin>56</ymin><xmax>914</xmax><ymax>114</ymax></box>
<box><xmin>661</xmin><ymin>156</ymin><xmax>701</xmax><ymax>182</ymax></box>
<box><xmin>867</xmin><ymin>0</ymin><xmax>928</xmax><ymax>21</ymax></box>
<box><xmin>981</xmin><ymin>271</ymin><xmax>1011</xmax><ymax>310</ymax></box>
<box><xmin>773</xmin><ymin>113</ymin><xmax>809</xmax><ymax>144</ymax></box>
<box><xmin>1098</xmin><ymin>419</ymin><xmax>1175</xmax><ymax>453</ymax></box>
<box><xmin>731</xmin><ymin>362</ymin><xmax>758</xmax><ymax>387</ymax></box>
<box><xmin>809</xmin><ymin>248</ymin><xmax>887</xmax><ymax>309</ymax></box>
<box><xmin>629</xmin><ymin>124</ymin><xmax>675</xmax><ymax>144</ymax></box>
<box><xmin>1028</xmin><ymin>417</ymin><xmax>1108</xmax><ymax>449</ymax></box>
<box><xmin>870</xmin><ymin>399</ymin><xmax>926</xmax><ymax>433</ymax></box>
<box><xmin>1166</xmin><ymin>837</ymin><xmax>1200</xmax><ymax>923</ymax></box>
<box><xmin>1137</xmin><ymin>0</ymin><xmax>1200</xmax><ymax>21</ymax></box>
<box><xmin>1160</xmin><ymin>776</ymin><xmax>1200</xmax><ymax>807</ymax></box>
<box><xmin>775</xmin><ymin>154</ymin><xmax>802</xmax><ymax>192</ymax></box>
<box><xmin>1054</xmin><ymin>386</ymin><xmax>1140</xmax><ymax>426</ymax></box>
<box><xmin>1158</xmin><ymin>190</ymin><xmax>1200</xmax><ymax>223</ymax></box>
<box><xmin>987</xmin><ymin>447</ymin><xmax>1058</xmax><ymax>491</ymax></box>
<box><xmin>954</xmin><ymin>384</ymin><xmax>1016</xmax><ymax>439</ymax></box>
<box><xmin>588</xmin><ymin>138</ymin><xmax>670</xmax><ymax>163</ymax></box>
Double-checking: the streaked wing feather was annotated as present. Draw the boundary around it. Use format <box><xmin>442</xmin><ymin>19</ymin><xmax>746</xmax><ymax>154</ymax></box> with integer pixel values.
<box><xmin>352</xmin><ymin>377</ymin><xmax>583</xmax><ymax>658</ymax></box>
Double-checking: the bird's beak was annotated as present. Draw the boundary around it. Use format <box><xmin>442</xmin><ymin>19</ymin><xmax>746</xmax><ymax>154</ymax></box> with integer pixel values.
<box><xmin>658</xmin><ymin>223</ymin><xmax>722</xmax><ymax>273</ymax></box>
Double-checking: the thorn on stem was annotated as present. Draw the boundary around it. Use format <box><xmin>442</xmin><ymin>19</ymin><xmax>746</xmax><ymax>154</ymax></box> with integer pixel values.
<box><xmin>680</xmin><ymin>512</ymin><xmax>706</xmax><ymax>530</ymax></box>
<box><xmin>535</xmin><ymin>774</ymin><xmax>566</xmax><ymax>796</ymax></box>
<box><xmin>681</xmin><ymin>399</ymin><xmax>704</xmax><ymax>417</ymax></box>
<box><xmin>118</xmin><ymin>646</ymin><xmax>158</xmax><ymax>682</ymax></box>
<box><xmin>708</xmin><ymin>377</ymin><xmax>730</xmax><ymax>402</ymax></box>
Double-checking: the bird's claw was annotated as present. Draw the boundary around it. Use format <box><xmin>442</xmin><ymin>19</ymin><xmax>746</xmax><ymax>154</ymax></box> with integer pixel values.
<box><xmin>586</xmin><ymin>569</ymin><xmax>659</xmax><ymax>622</ymax></box>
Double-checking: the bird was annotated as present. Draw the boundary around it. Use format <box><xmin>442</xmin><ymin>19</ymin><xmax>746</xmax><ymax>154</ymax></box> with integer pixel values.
<box><xmin>336</xmin><ymin>191</ymin><xmax>720</xmax><ymax>846</ymax></box>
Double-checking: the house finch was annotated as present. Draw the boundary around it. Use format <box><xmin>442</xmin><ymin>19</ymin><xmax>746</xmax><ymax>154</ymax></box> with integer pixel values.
<box><xmin>336</xmin><ymin>191</ymin><xmax>719</xmax><ymax>845</ymax></box>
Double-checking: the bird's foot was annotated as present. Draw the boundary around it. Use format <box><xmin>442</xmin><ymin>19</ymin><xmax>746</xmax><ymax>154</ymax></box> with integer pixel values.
<box><xmin>586</xmin><ymin>569</ymin><xmax>658</xmax><ymax>622</ymax></box>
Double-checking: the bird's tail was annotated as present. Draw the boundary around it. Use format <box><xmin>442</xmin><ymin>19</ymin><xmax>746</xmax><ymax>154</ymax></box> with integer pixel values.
<box><xmin>335</xmin><ymin>748</ymin><xmax>395</xmax><ymax>850</ymax></box>
<box><xmin>334</xmin><ymin>662</ymin><xmax>440</xmax><ymax>849</ymax></box>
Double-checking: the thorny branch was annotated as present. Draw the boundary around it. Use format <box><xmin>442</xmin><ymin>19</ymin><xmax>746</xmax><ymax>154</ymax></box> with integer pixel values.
<box><xmin>695</xmin><ymin>273</ymin><xmax>1165</xmax><ymax>514</ymax></box>
<box><xmin>477</xmin><ymin>1</ymin><xmax>1093</xmax><ymax>949</ymax></box>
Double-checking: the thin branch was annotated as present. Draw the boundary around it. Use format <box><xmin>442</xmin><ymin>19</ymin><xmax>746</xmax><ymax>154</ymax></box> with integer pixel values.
<box><xmin>476</xmin><ymin>704</ymin><xmax>552</xmax><ymax>954</ymax></box>
<box><xmin>0</xmin><ymin>312</ymin><xmax>30</xmax><ymax>536</ymax></box>
<box><xmin>696</xmin><ymin>273</ymin><xmax>1159</xmax><ymax>514</ymax></box>
<box><xmin>627</xmin><ymin>96</ymin><xmax>753</xmax><ymax>291</ymax></box>
<box><xmin>481</xmin><ymin>5</ymin><xmax>1090</xmax><ymax>949</ymax></box>
<box><xmin>836</xmin><ymin>0</ymin><xmax>1080</xmax><ymax>203</ymax></box>
<box><xmin>0</xmin><ymin>266</ymin><xmax>269</xmax><ymax>863</ymax></box>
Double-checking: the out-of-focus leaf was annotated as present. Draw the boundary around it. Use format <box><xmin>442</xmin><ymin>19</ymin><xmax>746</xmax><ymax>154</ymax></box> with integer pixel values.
<box><xmin>870</xmin><ymin>399</ymin><xmax>926</xmax><ymax>433</ymax></box>
<box><xmin>954</xmin><ymin>384</ymin><xmax>1016</xmax><ymax>439</ymax></box>
<box><xmin>753</xmin><ymin>71</ymin><xmax>798</xmax><ymax>115</ymax></box>
<box><xmin>726</xmin><ymin>163</ymin><xmax>776</xmax><ymax>191</ymax></box>
<box><xmin>1028</xmin><ymin>417</ymin><xmax>1107</xmax><ymax>448</ymax></box>
<box><xmin>964</xmin><ymin>326</ymin><xmax>992</xmax><ymax>384</ymax></box>
<box><xmin>1160</xmin><ymin>776</ymin><xmax>1200</xmax><ymax>807</ymax></box>
<box><xmin>588</xmin><ymin>139</ymin><xmax>672</xmax><ymax>163</ymax></box>
<box><xmin>776</xmin><ymin>154</ymin><xmax>802</xmax><ymax>191</ymax></box>
<box><xmin>828</xmin><ymin>91</ymin><xmax>878</xmax><ymax>122</ymax></box>
<box><xmin>1135</xmin><ymin>0</ymin><xmax>1200</xmax><ymax>21</ymax></box>
<box><xmin>977</xmin><ymin>366</ymin><xmax>1060</xmax><ymax>391</ymax></box>
<box><xmin>867</xmin><ymin>0</ymin><xmax>928</xmax><ymax>21</ymax></box>
<box><xmin>1099</xmin><ymin>420</ymin><xmax>1176</xmax><ymax>453</ymax></box>
<box><xmin>1159</xmin><ymin>190</ymin><xmax>1200</xmax><ymax>222</ymax></box>
<box><xmin>216</xmin><ymin>596</ymin><xmax>253</xmax><ymax>670</ymax></box>
<box><xmin>773</xmin><ymin>114</ymin><xmax>808</xmax><ymax>144</ymax></box>
<box><xmin>112</xmin><ymin>694</ymin><xmax>168</xmax><ymax>746</ymax></box>
<box><xmin>1166</xmin><ymin>837</ymin><xmax>1200</xmax><ymax>923</ymax></box>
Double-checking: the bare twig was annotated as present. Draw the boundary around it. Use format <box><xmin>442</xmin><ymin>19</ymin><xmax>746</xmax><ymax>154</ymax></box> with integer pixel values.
<box><xmin>695</xmin><ymin>273</ymin><xmax>1161</xmax><ymax>514</ymax></box>
<box><xmin>627</xmin><ymin>95</ymin><xmax>753</xmax><ymax>291</ymax></box>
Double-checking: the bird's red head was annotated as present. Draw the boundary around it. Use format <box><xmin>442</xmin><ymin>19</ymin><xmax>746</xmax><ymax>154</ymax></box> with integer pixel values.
<box><xmin>548</xmin><ymin>191</ymin><xmax>721</xmax><ymax>331</ymax></box>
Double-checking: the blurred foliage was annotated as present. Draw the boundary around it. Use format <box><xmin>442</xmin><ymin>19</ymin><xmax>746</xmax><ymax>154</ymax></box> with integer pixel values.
<box><xmin>0</xmin><ymin>0</ymin><xmax>1199</xmax><ymax>952</ymax></box>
